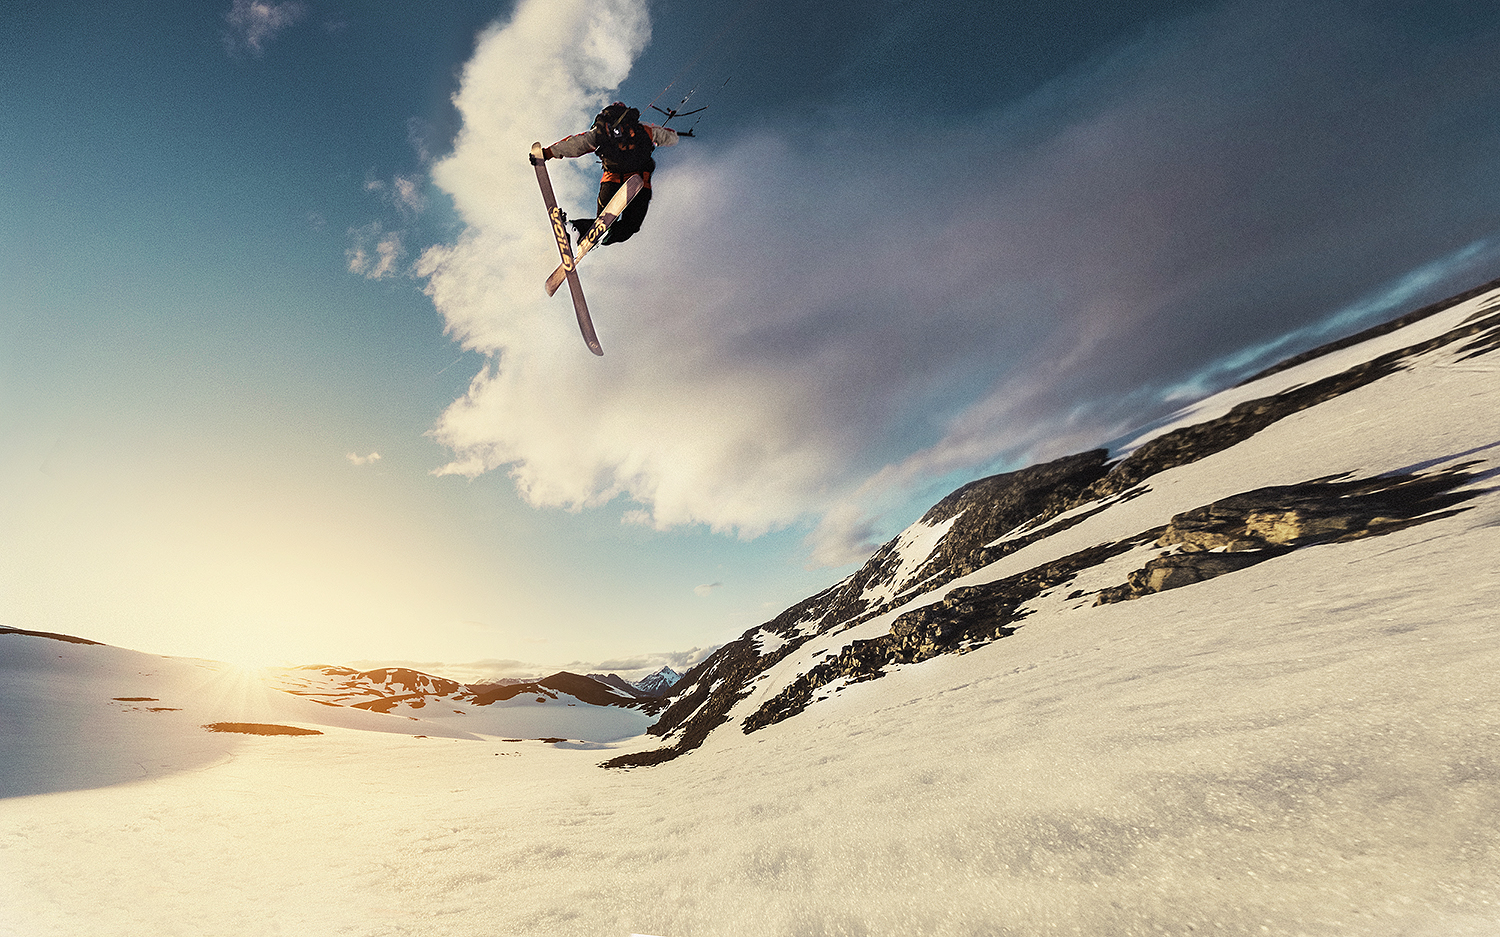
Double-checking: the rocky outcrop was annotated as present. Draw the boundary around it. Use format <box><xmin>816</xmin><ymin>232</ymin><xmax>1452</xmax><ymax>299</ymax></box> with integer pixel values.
<box><xmin>741</xmin><ymin>534</ymin><xmax>1158</xmax><ymax>733</ymax></box>
<box><xmin>586</xmin><ymin>672</ymin><xmax>648</xmax><ymax>698</ymax></box>
<box><xmin>1095</xmin><ymin>467</ymin><xmax>1485</xmax><ymax>604</ymax></box>
<box><xmin>0</xmin><ymin>626</ymin><xmax>104</xmax><ymax>646</ymax></box>
<box><xmin>603</xmin><ymin>637</ymin><xmax>769</xmax><ymax>768</ymax></box>
<box><xmin>601</xmin><ymin>450</ymin><xmax>1118</xmax><ymax>769</ymax></box>
<box><xmin>901</xmin><ymin>450</ymin><xmax>1112</xmax><ymax>584</ymax></box>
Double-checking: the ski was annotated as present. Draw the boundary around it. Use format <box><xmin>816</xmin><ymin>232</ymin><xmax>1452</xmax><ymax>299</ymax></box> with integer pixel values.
<box><xmin>531</xmin><ymin>142</ymin><xmax>603</xmax><ymax>356</ymax></box>
<box><xmin>544</xmin><ymin>174</ymin><xmax>644</xmax><ymax>297</ymax></box>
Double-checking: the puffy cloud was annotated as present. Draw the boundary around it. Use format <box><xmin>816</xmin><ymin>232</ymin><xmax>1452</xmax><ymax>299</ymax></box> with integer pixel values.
<box><xmin>222</xmin><ymin>0</ymin><xmax>306</xmax><ymax>56</ymax></box>
<box><xmin>346</xmin><ymin>452</ymin><xmax>382</xmax><ymax>466</ymax></box>
<box><xmin>422</xmin><ymin>0</ymin><xmax>1500</xmax><ymax>567</ymax></box>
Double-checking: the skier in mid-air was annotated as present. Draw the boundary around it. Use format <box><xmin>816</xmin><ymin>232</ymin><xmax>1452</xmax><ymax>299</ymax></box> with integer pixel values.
<box><xmin>533</xmin><ymin>102</ymin><xmax>678</xmax><ymax>246</ymax></box>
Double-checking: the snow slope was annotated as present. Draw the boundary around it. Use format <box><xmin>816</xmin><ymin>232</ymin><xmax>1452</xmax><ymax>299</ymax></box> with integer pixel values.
<box><xmin>1</xmin><ymin>281</ymin><xmax>1498</xmax><ymax>936</ymax></box>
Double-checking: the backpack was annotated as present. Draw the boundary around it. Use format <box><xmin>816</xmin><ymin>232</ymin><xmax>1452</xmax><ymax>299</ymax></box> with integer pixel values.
<box><xmin>591</xmin><ymin>103</ymin><xmax>656</xmax><ymax>176</ymax></box>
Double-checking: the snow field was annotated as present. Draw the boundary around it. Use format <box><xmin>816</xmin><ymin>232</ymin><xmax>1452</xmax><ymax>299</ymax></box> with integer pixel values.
<box><xmin>5</xmin><ymin>493</ymin><xmax>1495</xmax><ymax>936</ymax></box>
<box><xmin>2</xmin><ymin>300</ymin><xmax>1498</xmax><ymax>935</ymax></box>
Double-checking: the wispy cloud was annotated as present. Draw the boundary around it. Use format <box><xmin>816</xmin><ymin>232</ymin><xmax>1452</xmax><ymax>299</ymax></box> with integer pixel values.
<box><xmin>223</xmin><ymin>0</ymin><xmax>307</xmax><ymax>56</ymax></box>
<box><xmin>346</xmin><ymin>451</ymin><xmax>382</xmax><ymax>466</ymax></box>
<box><xmin>346</xmin><ymin>224</ymin><xmax>403</xmax><ymax>279</ymax></box>
<box><xmin>364</xmin><ymin>173</ymin><xmax>427</xmax><ymax>216</ymax></box>
<box><xmin>694</xmin><ymin>582</ymin><xmax>723</xmax><ymax>597</ymax></box>
<box><xmin>422</xmin><ymin>0</ymin><xmax>1500</xmax><ymax>567</ymax></box>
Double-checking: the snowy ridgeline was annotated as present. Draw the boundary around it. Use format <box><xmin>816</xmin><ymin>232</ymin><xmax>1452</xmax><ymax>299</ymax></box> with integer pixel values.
<box><xmin>2</xmin><ymin>279</ymin><xmax>1499</xmax><ymax>936</ymax></box>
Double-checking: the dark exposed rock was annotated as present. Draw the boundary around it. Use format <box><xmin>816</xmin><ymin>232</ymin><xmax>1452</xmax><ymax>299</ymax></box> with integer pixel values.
<box><xmin>0</xmin><ymin>626</ymin><xmax>105</xmax><ymax>646</ymax></box>
<box><xmin>741</xmin><ymin>534</ymin><xmax>1158</xmax><ymax>734</ymax></box>
<box><xmin>538</xmin><ymin>671</ymin><xmax>640</xmax><ymax>708</ymax></box>
<box><xmin>905</xmin><ymin>450</ymin><xmax>1112</xmax><ymax>584</ymax></box>
<box><xmin>601</xmin><ymin>450</ymin><xmax>1115</xmax><ymax>769</ymax></box>
<box><xmin>603</xmin><ymin>636</ymin><xmax>774</xmax><ymax>768</ymax></box>
<box><xmin>587</xmin><ymin>672</ymin><xmax>648</xmax><ymax>697</ymax></box>
<box><xmin>1093</xmin><ymin>551</ymin><xmax>1283</xmax><ymax>604</ymax></box>
<box><xmin>1095</xmin><ymin>467</ymin><xmax>1486</xmax><ymax>604</ymax></box>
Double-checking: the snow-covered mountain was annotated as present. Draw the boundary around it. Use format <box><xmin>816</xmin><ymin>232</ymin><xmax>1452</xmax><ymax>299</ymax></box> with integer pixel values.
<box><xmin>265</xmin><ymin>663</ymin><xmax>672</xmax><ymax>715</ymax></box>
<box><xmin>582</xmin><ymin>665</ymin><xmax>683</xmax><ymax>698</ymax></box>
<box><xmin>632</xmin><ymin>665</ymin><xmax>683</xmax><ymax>696</ymax></box>
<box><xmin>610</xmin><ymin>276</ymin><xmax>1500</xmax><ymax>769</ymax></box>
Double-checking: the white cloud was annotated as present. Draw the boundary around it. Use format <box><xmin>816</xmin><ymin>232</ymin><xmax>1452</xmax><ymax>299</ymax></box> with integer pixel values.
<box><xmin>346</xmin><ymin>452</ymin><xmax>382</xmax><ymax>466</ymax></box>
<box><xmin>347</xmin><ymin>224</ymin><xmax>404</xmax><ymax>279</ymax></box>
<box><xmin>694</xmin><ymin>582</ymin><xmax>723</xmax><ymax>597</ymax></box>
<box><xmin>223</xmin><ymin>0</ymin><xmax>306</xmax><ymax>56</ymax></box>
<box><xmin>364</xmin><ymin>174</ymin><xmax>427</xmax><ymax>216</ymax></box>
<box><xmin>391</xmin><ymin>175</ymin><xmax>425</xmax><ymax>215</ymax></box>
<box><xmin>421</xmin><ymin>0</ymin><xmax>1500</xmax><ymax>568</ymax></box>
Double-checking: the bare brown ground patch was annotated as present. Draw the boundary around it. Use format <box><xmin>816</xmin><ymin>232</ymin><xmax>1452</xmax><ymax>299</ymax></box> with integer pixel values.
<box><xmin>202</xmin><ymin>722</ymin><xmax>323</xmax><ymax>736</ymax></box>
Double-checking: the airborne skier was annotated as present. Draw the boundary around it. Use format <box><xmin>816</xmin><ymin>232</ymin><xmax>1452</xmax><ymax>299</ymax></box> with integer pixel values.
<box><xmin>534</xmin><ymin>102</ymin><xmax>679</xmax><ymax>245</ymax></box>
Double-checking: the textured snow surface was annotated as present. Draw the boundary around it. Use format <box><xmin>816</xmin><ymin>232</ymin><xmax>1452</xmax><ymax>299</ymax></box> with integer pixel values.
<box><xmin>2</xmin><ymin>297</ymin><xmax>1499</xmax><ymax>936</ymax></box>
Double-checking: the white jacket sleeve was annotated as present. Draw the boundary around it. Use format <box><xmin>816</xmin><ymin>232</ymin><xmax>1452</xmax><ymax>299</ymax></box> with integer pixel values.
<box><xmin>546</xmin><ymin>130</ymin><xmax>598</xmax><ymax>159</ymax></box>
<box><xmin>645</xmin><ymin>124</ymin><xmax>679</xmax><ymax>147</ymax></box>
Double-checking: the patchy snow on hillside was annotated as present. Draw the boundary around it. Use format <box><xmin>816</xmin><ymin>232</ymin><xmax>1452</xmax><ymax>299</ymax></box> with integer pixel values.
<box><xmin>857</xmin><ymin>513</ymin><xmax>961</xmax><ymax>607</ymax></box>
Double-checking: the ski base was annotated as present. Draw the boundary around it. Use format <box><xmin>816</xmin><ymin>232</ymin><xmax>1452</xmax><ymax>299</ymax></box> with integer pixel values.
<box><xmin>532</xmin><ymin>142</ymin><xmax>603</xmax><ymax>355</ymax></box>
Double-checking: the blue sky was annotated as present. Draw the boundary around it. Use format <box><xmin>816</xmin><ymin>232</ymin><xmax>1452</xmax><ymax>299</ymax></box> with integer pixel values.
<box><xmin>3</xmin><ymin>0</ymin><xmax>1499</xmax><ymax>675</ymax></box>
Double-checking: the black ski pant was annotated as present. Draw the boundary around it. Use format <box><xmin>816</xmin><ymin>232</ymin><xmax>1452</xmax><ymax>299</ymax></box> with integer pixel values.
<box><xmin>597</xmin><ymin>178</ymin><xmax>651</xmax><ymax>244</ymax></box>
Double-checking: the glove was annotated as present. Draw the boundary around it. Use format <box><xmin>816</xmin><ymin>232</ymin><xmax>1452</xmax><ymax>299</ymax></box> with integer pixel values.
<box><xmin>529</xmin><ymin>147</ymin><xmax>554</xmax><ymax>165</ymax></box>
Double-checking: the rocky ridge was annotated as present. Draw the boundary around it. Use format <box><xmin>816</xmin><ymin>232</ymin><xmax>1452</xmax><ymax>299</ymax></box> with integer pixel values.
<box><xmin>603</xmin><ymin>276</ymin><xmax>1500</xmax><ymax>769</ymax></box>
<box><xmin>268</xmin><ymin>665</ymin><xmax>677</xmax><ymax>717</ymax></box>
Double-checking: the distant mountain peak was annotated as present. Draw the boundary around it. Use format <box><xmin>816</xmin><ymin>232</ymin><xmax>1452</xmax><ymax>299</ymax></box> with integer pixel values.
<box><xmin>633</xmin><ymin>667</ymin><xmax>682</xmax><ymax>696</ymax></box>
